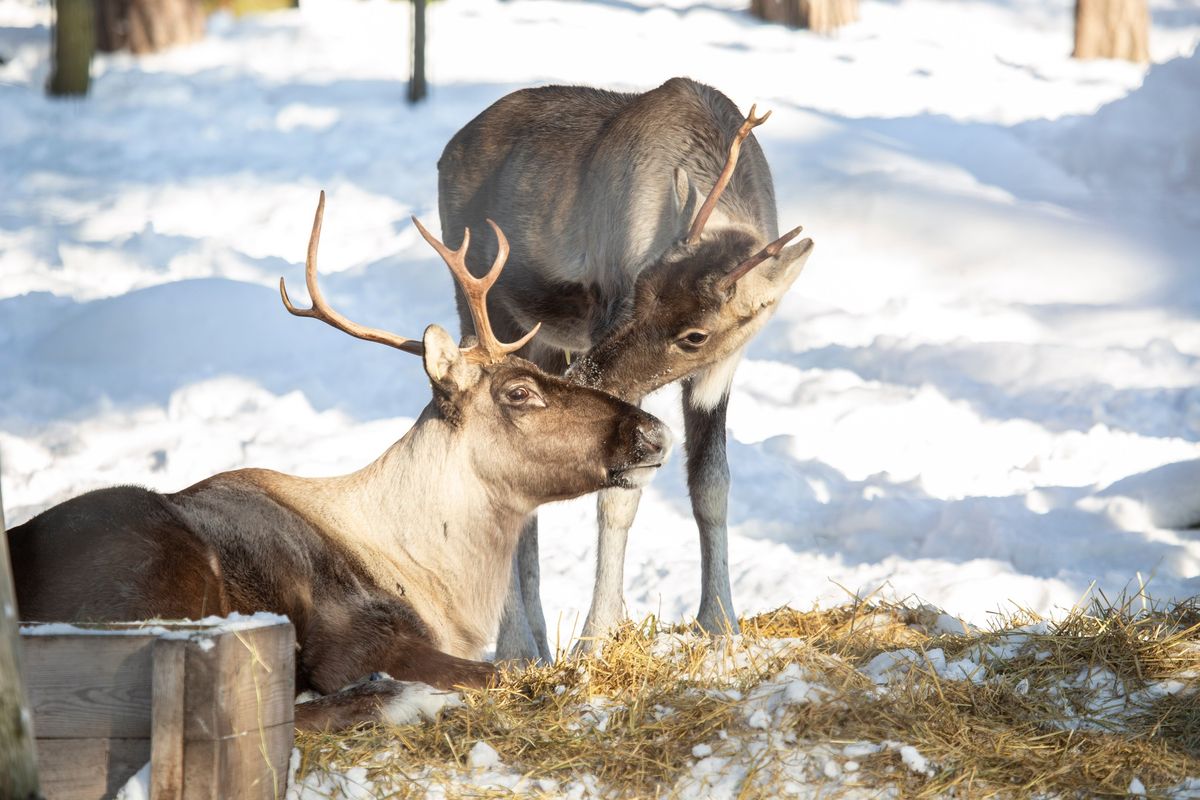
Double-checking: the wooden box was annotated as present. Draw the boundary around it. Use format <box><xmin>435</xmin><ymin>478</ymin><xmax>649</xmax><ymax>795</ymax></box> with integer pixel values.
<box><xmin>20</xmin><ymin>616</ymin><xmax>295</xmax><ymax>800</ymax></box>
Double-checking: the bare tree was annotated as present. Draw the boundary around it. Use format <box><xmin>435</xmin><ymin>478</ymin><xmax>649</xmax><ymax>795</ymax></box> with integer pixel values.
<box><xmin>408</xmin><ymin>0</ymin><xmax>427</xmax><ymax>103</ymax></box>
<box><xmin>1074</xmin><ymin>0</ymin><xmax>1149</xmax><ymax>63</ymax></box>
<box><xmin>95</xmin><ymin>0</ymin><xmax>205</xmax><ymax>54</ymax></box>
<box><xmin>0</xmin><ymin>460</ymin><xmax>41</xmax><ymax>799</ymax></box>
<box><xmin>750</xmin><ymin>0</ymin><xmax>858</xmax><ymax>34</ymax></box>
<box><xmin>47</xmin><ymin>0</ymin><xmax>93</xmax><ymax>97</ymax></box>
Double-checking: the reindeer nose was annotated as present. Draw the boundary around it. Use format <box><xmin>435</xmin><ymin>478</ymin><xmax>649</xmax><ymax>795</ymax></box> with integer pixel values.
<box><xmin>635</xmin><ymin>417</ymin><xmax>672</xmax><ymax>461</ymax></box>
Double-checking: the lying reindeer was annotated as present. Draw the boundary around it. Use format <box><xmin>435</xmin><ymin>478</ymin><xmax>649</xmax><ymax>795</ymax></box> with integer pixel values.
<box><xmin>7</xmin><ymin>193</ymin><xmax>671</xmax><ymax>730</ymax></box>
<box><xmin>438</xmin><ymin>77</ymin><xmax>814</xmax><ymax>660</ymax></box>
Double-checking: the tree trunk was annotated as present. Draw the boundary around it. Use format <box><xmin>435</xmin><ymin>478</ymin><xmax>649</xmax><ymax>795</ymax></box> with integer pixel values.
<box><xmin>750</xmin><ymin>0</ymin><xmax>858</xmax><ymax>34</ymax></box>
<box><xmin>47</xmin><ymin>0</ymin><xmax>94</xmax><ymax>97</ymax></box>
<box><xmin>95</xmin><ymin>0</ymin><xmax>205</xmax><ymax>54</ymax></box>
<box><xmin>408</xmin><ymin>0</ymin><xmax>427</xmax><ymax>104</ymax></box>
<box><xmin>0</xmin><ymin>463</ymin><xmax>41</xmax><ymax>799</ymax></box>
<box><xmin>1074</xmin><ymin>0</ymin><xmax>1149</xmax><ymax>63</ymax></box>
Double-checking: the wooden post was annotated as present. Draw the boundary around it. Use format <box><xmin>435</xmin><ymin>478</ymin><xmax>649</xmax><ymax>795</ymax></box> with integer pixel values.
<box><xmin>47</xmin><ymin>0</ymin><xmax>94</xmax><ymax>97</ymax></box>
<box><xmin>408</xmin><ymin>0</ymin><xmax>427</xmax><ymax>104</ymax></box>
<box><xmin>150</xmin><ymin>639</ymin><xmax>187</xmax><ymax>798</ymax></box>
<box><xmin>1073</xmin><ymin>0</ymin><xmax>1149</xmax><ymax>63</ymax></box>
<box><xmin>0</xmin><ymin>459</ymin><xmax>42</xmax><ymax>799</ymax></box>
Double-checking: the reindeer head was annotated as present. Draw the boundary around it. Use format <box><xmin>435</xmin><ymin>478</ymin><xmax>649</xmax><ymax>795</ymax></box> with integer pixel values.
<box><xmin>281</xmin><ymin>193</ymin><xmax>671</xmax><ymax>507</ymax></box>
<box><xmin>567</xmin><ymin>105</ymin><xmax>813</xmax><ymax>405</ymax></box>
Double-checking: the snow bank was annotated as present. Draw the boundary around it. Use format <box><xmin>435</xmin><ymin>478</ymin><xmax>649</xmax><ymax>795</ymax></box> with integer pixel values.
<box><xmin>1037</xmin><ymin>47</ymin><xmax>1200</xmax><ymax>219</ymax></box>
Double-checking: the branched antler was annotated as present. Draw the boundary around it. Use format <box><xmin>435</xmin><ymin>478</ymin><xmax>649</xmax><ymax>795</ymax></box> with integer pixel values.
<box><xmin>410</xmin><ymin>217</ymin><xmax>541</xmax><ymax>364</ymax></box>
<box><xmin>686</xmin><ymin>104</ymin><xmax>772</xmax><ymax>246</ymax></box>
<box><xmin>281</xmin><ymin>191</ymin><xmax>424</xmax><ymax>355</ymax></box>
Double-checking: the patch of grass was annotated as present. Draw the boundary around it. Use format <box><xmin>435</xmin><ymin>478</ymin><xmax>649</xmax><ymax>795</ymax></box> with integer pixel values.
<box><xmin>294</xmin><ymin>596</ymin><xmax>1200</xmax><ymax>798</ymax></box>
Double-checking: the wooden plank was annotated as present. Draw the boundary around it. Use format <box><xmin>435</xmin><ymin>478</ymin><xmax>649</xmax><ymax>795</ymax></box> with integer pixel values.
<box><xmin>37</xmin><ymin>737</ymin><xmax>149</xmax><ymax>800</ymax></box>
<box><xmin>21</xmin><ymin>634</ymin><xmax>155</xmax><ymax>739</ymax></box>
<box><xmin>182</xmin><ymin>723</ymin><xmax>293</xmax><ymax>800</ymax></box>
<box><xmin>150</xmin><ymin>638</ymin><xmax>186</xmax><ymax>799</ymax></box>
<box><xmin>184</xmin><ymin>623</ymin><xmax>295</xmax><ymax>741</ymax></box>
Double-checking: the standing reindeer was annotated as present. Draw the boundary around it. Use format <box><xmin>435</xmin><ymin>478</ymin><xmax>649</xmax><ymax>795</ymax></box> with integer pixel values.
<box><xmin>438</xmin><ymin>77</ymin><xmax>814</xmax><ymax>660</ymax></box>
<box><xmin>7</xmin><ymin>194</ymin><xmax>671</xmax><ymax>730</ymax></box>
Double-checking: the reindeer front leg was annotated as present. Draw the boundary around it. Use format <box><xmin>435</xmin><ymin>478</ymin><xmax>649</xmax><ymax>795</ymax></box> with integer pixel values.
<box><xmin>495</xmin><ymin>515</ymin><xmax>552</xmax><ymax>662</ymax></box>
<box><xmin>682</xmin><ymin>382</ymin><xmax>739</xmax><ymax>635</ymax></box>
<box><xmin>576</xmin><ymin>485</ymin><xmax>642</xmax><ymax>653</ymax></box>
<box><xmin>304</xmin><ymin>600</ymin><xmax>499</xmax><ymax>696</ymax></box>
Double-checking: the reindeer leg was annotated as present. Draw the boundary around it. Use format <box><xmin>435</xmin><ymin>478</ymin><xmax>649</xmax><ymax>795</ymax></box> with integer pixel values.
<box><xmin>495</xmin><ymin>516</ymin><xmax>549</xmax><ymax>662</ymax></box>
<box><xmin>682</xmin><ymin>382</ymin><xmax>739</xmax><ymax>635</ymax></box>
<box><xmin>295</xmin><ymin>678</ymin><xmax>463</xmax><ymax>732</ymax></box>
<box><xmin>517</xmin><ymin>515</ymin><xmax>553</xmax><ymax>661</ymax></box>
<box><xmin>304</xmin><ymin>600</ymin><xmax>499</xmax><ymax>697</ymax></box>
<box><xmin>576</xmin><ymin>486</ymin><xmax>642</xmax><ymax>653</ymax></box>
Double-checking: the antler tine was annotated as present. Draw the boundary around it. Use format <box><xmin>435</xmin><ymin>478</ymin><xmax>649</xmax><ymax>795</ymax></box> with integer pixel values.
<box><xmin>411</xmin><ymin>216</ymin><xmax>541</xmax><ymax>363</ymax></box>
<box><xmin>719</xmin><ymin>224</ymin><xmax>804</xmax><ymax>290</ymax></box>
<box><xmin>280</xmin><ymin>191</ymin><xmax>424</xmax><ymax>356</ymax></box>
<box><xmin>480</xmin><ymin>219</ymin><xmax>510</xmax><ymax>291</ymax></box>
<box><xmin>686</xmin><ymin>103</ymin><xmax>772</xmax><ymax>246</ymax></box>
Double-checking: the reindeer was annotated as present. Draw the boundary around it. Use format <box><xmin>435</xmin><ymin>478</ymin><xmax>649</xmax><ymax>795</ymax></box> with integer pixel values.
<box><xmin>437</xmin><ymin>77</ymin><xmax>814</xmax><ymax>660</ymax></box>
<box><xmin>6</xmin><ymin>193</ymin><xmax>671</xmax><ymax>731</ymax></box>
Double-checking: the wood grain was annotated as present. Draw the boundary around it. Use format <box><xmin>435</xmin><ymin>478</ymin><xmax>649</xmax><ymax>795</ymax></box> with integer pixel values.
<box><xmin>184</xmin><ymin>624</ymin><xmax>295</xmax><ymax>741</ymax></box>
<box><xmin>37</xmin><ymin>737</ymin><xmax>149</xmax><ymax>799</ymax></box>
<box><xmin>22</xmin><ymin>635</ymin><xmax>155</xmax><ymax>739</ymax></box>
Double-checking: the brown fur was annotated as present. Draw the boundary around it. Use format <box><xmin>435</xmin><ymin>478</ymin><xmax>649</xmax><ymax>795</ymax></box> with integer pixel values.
<box><xmin>437</xmin><ymin>78</ymin><xmax>814</xmax><ymax>657</ymax></box>
<box><xmin>7</xmin><ymin>326</ymin><xmax>670</xmax><ymax>732</ymax></box>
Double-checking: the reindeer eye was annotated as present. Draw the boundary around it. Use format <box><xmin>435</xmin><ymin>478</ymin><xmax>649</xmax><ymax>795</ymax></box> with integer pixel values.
<box><xmin>501</xmin><ymin>382</ymin><xmax>546</xmax><ymax>409</ymax></box>
<box><xmin>678</xmin><ymin>330</ymin><xmax>710</xmax><ymax>349</ymax></box>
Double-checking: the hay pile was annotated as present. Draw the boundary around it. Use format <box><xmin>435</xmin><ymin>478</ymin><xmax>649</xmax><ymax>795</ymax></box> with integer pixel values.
<box><xmin>291</xmin><ymin>594</ymin><xmax>1200</xmax><ymax>798</ymax></box>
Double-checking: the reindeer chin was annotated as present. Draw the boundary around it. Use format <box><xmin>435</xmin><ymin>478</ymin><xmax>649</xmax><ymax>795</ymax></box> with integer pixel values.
<box><xmin>605</xmin><ymin>462</ymin><xmax>664</xmax><ymax>490</ymax></box>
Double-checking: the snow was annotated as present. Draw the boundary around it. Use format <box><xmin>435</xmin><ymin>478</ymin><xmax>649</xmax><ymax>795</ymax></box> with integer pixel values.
<box><xmin>376</xmin><ymin>681</ymin><xmax>463</xmax><ymax>727</ymax></box>
<box><xmin>467</xmin><ymin>740</ymin><xmax>501</xmax><ymax>770</ymax></box>
<box><xmin>19</xmin><ymin>611</ymin><xmax>288</xmax><ymax>636</ymax></box>
<box><xmin>898</xmin><ymin>745</ymin><xmax>934</xmax><ymax>777</ymax></box>
<box><xmin>2</xmin><ymin>0</ymin><xmax>1200</xmax><ymax>786</ymax></box>
<box><xmin>113</xmin><ymin>762</ymin><xmax>151</xmax><ymax>800</ymax></box>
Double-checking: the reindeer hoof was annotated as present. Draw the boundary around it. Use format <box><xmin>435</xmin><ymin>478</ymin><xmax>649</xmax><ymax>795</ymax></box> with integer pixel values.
<box><xmin>448</xmin><ymin>659</ymin><xmax>501</xmax><ymax>690</ymax></box>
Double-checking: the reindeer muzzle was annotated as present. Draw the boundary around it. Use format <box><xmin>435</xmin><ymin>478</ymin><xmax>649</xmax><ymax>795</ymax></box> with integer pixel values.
<box><xmin>608</xmin><ymin>412</ymin><xmax>673</xmax><ymax>488</ymax></box>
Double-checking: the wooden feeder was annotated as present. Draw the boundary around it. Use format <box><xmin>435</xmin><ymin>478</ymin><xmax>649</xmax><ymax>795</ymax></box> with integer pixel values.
<box><xmin>20</xmin><ymin>616</ymin><xmax>295</xmax><ymax>800</ymax></box>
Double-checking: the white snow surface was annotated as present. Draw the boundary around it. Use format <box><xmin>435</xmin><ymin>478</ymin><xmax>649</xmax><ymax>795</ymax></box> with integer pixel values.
<box><xmin>113</xmin><ymin>761</ymin><xmax>151</xmax><ymax>800</ymax></box>
<box><xmin>2</xmin><ymin>0</ymin><xmax>1200</xmax><ymax>653</ymax></box>
<box><xmin>376</xmin><ymin>681</ymin><xmax>463</xmax><ymax>727</ymax></box>
<box><xmin>18</xmin><ymin>610</ymin><xmax>288</xmax><ymax>635</ymax></box>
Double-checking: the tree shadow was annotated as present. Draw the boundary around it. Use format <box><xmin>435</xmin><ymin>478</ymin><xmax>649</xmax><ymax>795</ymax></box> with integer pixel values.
<box><xmin>652</xmin><ymin>433</ymin><xmax>1200</xmax><ymax>603</ymax></box>
<box><xmin>0</xmin><ymin>247</ymin><xmax>462</xmax><ymax>431</ymax></box>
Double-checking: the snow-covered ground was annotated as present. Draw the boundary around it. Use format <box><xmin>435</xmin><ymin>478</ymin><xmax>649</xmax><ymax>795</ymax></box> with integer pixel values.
<box><xmin>2</xmin><ymin>0</ymin><xmax>1199</xmax><ymax>644</ymax></box>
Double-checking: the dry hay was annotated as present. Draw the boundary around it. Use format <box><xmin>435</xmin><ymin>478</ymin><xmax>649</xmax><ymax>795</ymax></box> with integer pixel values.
<box><xmin>294</xmin><ymin>594</ymin><xmax>1200</xmax><ymax>798</ymax></box>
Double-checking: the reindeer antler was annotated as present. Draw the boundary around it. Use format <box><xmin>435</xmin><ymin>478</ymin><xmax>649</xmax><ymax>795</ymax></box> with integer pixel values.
<box><xmin>718</xmin><ymin>224</ymin><xmax>805</xmax><ymax>291</ymax></box>
<box><xmin>410</xmin><ymin>217</ymin><xmax>541</xmax><ymax>364</ymax></box>
<box><xmin>281</xmin><ymin>191</ymin><xmax>425</xmax><ymax>355</ymax></box>
<box><xmin>686</xmin><ymin>104</ymin><xmax>772</xmax><ymax>246</ymax></box>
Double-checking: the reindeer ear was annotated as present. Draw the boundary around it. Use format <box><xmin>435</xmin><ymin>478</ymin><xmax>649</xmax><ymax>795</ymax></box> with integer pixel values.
<box><xmin>670</xmin><ymin>167</ymin><xmax>699</xmax><ymax>240</ymax></box>
<box><xmin>422</xmin><ymin>324</ymin><xmax>480</xmax><ymax>394</ymax></box>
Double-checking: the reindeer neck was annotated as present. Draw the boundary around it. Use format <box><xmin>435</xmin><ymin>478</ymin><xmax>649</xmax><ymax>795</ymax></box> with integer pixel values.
<box><xmin>257</xmin><ymin>404</ymin><xmax>532</xmax><ymax>657</ymax></box>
